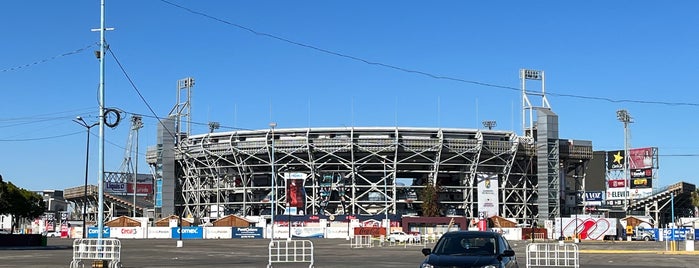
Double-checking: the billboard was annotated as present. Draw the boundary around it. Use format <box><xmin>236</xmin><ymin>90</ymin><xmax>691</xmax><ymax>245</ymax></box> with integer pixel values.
<box><xmin>630</xmin><ymin>177</ymin><xmax>653</xmax><ymax>189</ymax></box>
<box><xmin>285</xmin><ymin>172</ymin><xmax>307</xmax><ymax>212</ymax></box>
<box><xmin>629</xmin><ymin>147</ymin><xmax>655</xmax><ymax>169</ymax></box>
<box><xmin>476</xmin><ymin>173</ymin><xmax>499</xmax><ymax>218</ymax></box>
<box><xmin>607</xmin><ymin>179</ymin><xmax>626</xmax><ymax>188</ymax></box>
<box><xmin>580</xmin><ymin>191</ymin><xmax>604</xmax><ymax>206</ymax></box>
<box><xmin>607</xmin><ymin>150</ymin><xmax>625</xmax><ymax>170</ymax></box>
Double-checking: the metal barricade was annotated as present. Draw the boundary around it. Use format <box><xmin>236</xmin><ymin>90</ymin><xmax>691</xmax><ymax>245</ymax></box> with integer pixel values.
<box><xmin>268</xmin><ymin>239</ymin><xmax>314</xmax><ymax>268</ymax></box>
<box><xmin>70</xmin><ymin>238</ymin><xmax>122</xmax><ymax>268</ymax></box>
<box><xmin>526</xmin><ymin>242</ymin><xmax>579</xmax><ymax>268</ymax></box>
<box><xmin>351</xmin><ymin>235</ymin><xmax>373</xmax><ymax>248</ymax></box>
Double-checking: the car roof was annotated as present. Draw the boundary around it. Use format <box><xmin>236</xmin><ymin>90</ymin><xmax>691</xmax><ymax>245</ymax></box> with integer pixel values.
<box><xmin>442</xmin><ymin>231</ymin><xmax>500</xmax><ymax>238</ymax></box>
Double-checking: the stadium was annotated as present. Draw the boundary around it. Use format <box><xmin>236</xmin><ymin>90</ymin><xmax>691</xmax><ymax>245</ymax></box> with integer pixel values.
<box><xmin>141</xmin><ymin>75</ymin><xmax>596</xmax><ymax>228</ymax></box>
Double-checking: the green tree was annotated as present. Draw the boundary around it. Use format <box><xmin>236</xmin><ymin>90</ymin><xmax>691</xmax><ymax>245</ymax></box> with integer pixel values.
<box><xmin>0</xmin><ymin>175</ymin><xmax>9</xmax><ymax>215</ymax></box>
<box><xmin>4</xmin><ymin>180</ymin><xmax>45</xmax><ymax>232</ymax></box>
<box><xmin>420</xmin><ymin>178</ymin><xmax>440</xmax><ymax>217</ymax></box>
<box><xmin>691</xmin><ymin>189</ymin><xmax>699</xmax><ymax>217</ymax></box>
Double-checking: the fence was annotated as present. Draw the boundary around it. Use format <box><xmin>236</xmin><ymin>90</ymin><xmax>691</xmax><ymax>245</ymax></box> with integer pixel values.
<box><xmin>351</xmin><ymin>235</ymin><xmax>373</xmax><ymax>248</ymax></box>
<box><xmin>526</xmin><ymin>242</ymin><xmax>579</xmax><ymax>268</ymax></box>
<box><xmin>70</xmin><ymin>238</ymin><xmax>122</xmax><ymax>268</ymax></box>
<box><xmin>268</xmin><ymin>239</ymin><xmax>314</xmax><ymax>268</ymax></box>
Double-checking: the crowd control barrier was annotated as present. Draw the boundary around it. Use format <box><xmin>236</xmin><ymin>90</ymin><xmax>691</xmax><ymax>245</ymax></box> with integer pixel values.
<box><xmin>70</xmin><ymin>238</ymin><xmax>122</xmax><ymax>268</ymax></box>
<box><xmin>267</xmin><ymin>239</ymin><xmax>314</xmax><ymax>268</ymax></box>
<box><xmin>526</xmin><ymin>242</ymin><xmax>579</xmax><ymax>268</ymax></box>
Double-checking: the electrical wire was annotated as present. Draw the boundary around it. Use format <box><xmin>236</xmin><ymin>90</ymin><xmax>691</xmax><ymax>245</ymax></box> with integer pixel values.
<box><xmin>159</xmin><ymin>0</ymin><xmax>699</xmax><ymax>108</ymax></box>
<box><xmin>0</xmin><ymin>43</ymin><xmax>97</xmax><ymax>73</ymax></box>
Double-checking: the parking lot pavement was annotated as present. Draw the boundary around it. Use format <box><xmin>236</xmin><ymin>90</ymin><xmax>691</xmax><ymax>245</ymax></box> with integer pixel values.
<box><xmin>0</xmin><ymin>238</ymin><xmax>697</xmax><ymax>267</ymax></box>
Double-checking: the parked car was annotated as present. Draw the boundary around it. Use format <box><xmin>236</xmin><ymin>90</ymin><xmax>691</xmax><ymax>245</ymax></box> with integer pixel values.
<box><xmin>44</xmin><ymin>231</ymin><xmax>62</xmax><ymax>237</ymax></box>
<box><xmin>387</xmin><ymin>231</ymin><xmax>418</xmax><ymax>243</ymax></box>
<box><xmin>421</xmin><ymin>231</ymin><xmax>518</xmax><ymax>268</ymax></box>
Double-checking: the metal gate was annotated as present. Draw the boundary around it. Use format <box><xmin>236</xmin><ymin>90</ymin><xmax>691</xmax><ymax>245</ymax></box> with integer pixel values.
<box><xmin>268</xmin><ymin>239</ymin><xmax>314</xmax><ymax>268</ymax></box>
<box><xmin>526</xmin><ymin>242</ymin><xmax>579</xmax><ymax>268</ymax></box>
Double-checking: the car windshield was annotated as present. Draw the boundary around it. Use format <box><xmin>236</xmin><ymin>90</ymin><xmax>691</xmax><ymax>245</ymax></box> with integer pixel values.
<box><xmin>432</xmin><ymin>234</ymin><xmax>497</xmax><ymax>256</ymax></box>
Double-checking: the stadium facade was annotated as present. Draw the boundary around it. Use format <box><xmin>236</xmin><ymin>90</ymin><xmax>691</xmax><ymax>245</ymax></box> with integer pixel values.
<box><xmin>146</xmin><ymin>111</ymin><xmax>594</xmax><ymax>226</ymax></box>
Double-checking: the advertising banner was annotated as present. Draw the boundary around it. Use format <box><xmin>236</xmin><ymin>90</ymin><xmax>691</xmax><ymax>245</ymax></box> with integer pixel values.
<box><xmin>170</xmin><ymin>227</ymin><xmax>203</xmax><ymax>239</ymax></box>
<box><xmin>607</xmin><ymin>179</ymin><xmax>626</xmax><ymax>188</ymax></box>
<box><xmin>607</xmin><ymin>150</ymin><xmax>625</xmax><ymax>170</ymax></box>
<box><xmin>292</xmin><ymin>227</ymin><xmax>325</xmax><ymax>238</ymax></box>
<box><xmin>630</xmin><ymin>168</ymin><xmax>652</xmax><ymax>178</ymax></box>
<box><xmin>325</xmin><ymin>226</ymin><xmax>349</xmax><ymax>239</ymax></box>
<box><xmin>580</xmin><ymin>191</ymin><xmax>604</xmax><ymax>206</ymax></box>
<box><xmin>490</xmin><ymin>228</ymin><xmax>522</xmax><ymax>241</ymax></box>
<box><xmin>629</xmin><ymin>147</ymin><xmax>654</xmax><ymax>169</ymax></box>
<box><xmin>285</xmin><ymin>173</ymin><xmax>307</xmax><ymax>211</ymax></box>
<box><xmin>232</xmin><ymin>227</ymin><xmax>263</xmax><ymax>239</ymax></box>
<box><xmin>147</xmin><ymin>227</ymin><xmax>171</xmax><ymax>238</ymax></box>
<box><xmin>607</xmin><ymin>188</ymin><xmax>652</xmax><ymax>200</ymax></box>
<box><xmin>87</xmin><ymin>227</ymin><xmax>110</xmax><ymax>238</ymax></box>
<box><xmin>204</xmin><ymin>227</ymin><xmax>232</xmax><ymax>239</ymax></box>
<box><xmin>630</xmin><ymin>177</ymin><xmax>653</xmax><ymax>189</ymax></box>
<box><xmin>105</xmin><ymin>182</ymin><xmax>126</xmax><ymax>193</ymax></box>
<box><xmin>553</xmin><ymin>217</ymin><xmax>617</xmax><ymax>240</ymax></box>
<box><xmin>111</xmin><ymin>227</ymin><xmax>145</xmax><ymax>239</ymax></box>
<box><xmin>477</xmin><ymin>173</ymin><xmax>499</xmax><ymax>218</ymax></box>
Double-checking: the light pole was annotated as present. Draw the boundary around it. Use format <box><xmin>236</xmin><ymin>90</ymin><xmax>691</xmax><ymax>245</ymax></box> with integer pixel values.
<box><xmin>383</xmin><ymin>160</ymin><xmax>389</xmax><ymax>235</ymax></box>
<box><xmin>287</xmin><ymin>202</ymin><xmax>291</xmax><ymax>240</ymax></box>
<box><xmin>132</xmin><ymin>116</ymin><xmax>143</xmax><ymax>217</ymax></box>
<box><xmin>74</xmin><ymin>116</ymin><xmax>98</xmax><ymax>238</ymax></box>
<box><xmin>269</xmin><ymin>122</ymin><xmax>277</xmax><ymax>241</ymax></box>
<box><xmin>616</xmin><ymin>109</ymin><xmax>633</xmax><ymax>212</ymax></box>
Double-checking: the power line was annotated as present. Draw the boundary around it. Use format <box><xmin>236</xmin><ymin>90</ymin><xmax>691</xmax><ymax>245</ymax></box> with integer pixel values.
<box><xmin>0</xmin><ymin>43</ymin><xmax>97</xmax><ymax>73</ymax></box>
<box><xmin>160</xmin><ymin>0</ymin><xmax>699</xmax><ymax>108</ymax></box>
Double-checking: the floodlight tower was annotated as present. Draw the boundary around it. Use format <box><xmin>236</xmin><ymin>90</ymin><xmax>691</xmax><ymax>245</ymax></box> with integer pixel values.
<box><xmin>616</xmin><ymin>109</ymin><xmax>633</xmax><ymax>212</ymax></box>
<box><xmin>482</xmin><ymin>120</ymin><xmax>497</xmax><ymax>130</ymax></box>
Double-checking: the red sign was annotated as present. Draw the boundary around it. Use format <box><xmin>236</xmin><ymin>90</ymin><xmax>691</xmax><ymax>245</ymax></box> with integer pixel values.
<box><xmin>128</xmin><ymin>183</ymin><xmax>154</xmax><ymax>194</ymax></box>
<box><xmin>354</xmin><ymin>227</ymin><xmax>387</xmax><ymax>237</ymax></box>
<box><xmin>608</xmin><ymin>179</ymin><xmax>626</xmax><ymax>188</ymax></box>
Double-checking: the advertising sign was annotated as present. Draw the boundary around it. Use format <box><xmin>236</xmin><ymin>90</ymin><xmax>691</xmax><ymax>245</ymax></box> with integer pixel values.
<box><xmin>292</xmin><ymin>227</ymin><xmax>325</xmax><ymax>238</ymax></box>
<box><xmin>232</xmin><ymin>227</ymin><xmax>263</xmax><ymax>239</ymax></box>
<box><xmin>477</xmin><ymin>173</ymin><xmax>499</xmax><ymax>218</ymax></box>
<box><xmin>607</xmin><ymin>188</ymin><xmax>652</xmax><ymax>200</ymax></box>
<box><xmin>581</xmin><ymin>191</ymin><xmax>604</xmax><ymax>206</ymax></box>
<box><xmin>607</xmin><ymin>179</ymin><xmax>626</xmax><ymax>188</ymax></box>
<box><xmin>111</xmin><ymin>227</ymin><xmax>145</xmax><ymax>239</ymax></box>
<box><xmin>630</xmin><ymin>168</ymin><xmax>652</xmax><ymax>178</ymax></box>
<box><xmin>204</xmin><ymin>227</ymin><xmax>232</xmax><ymax>239</ymax></box>
<box><xmin>87</xmin><ymin>227</ymin><xmax>111</xmax><ymax>238</ymax></box>
<box><xmin>147</xmin><ymin>227</ymin><xmax>171</xmax><ymax>239</ymax></box>
<box><xmin>285</xmin><ymin>173</ymin><xmax>307</xmax><ymax>210</ymax></box>
<box><xmin>630</xmin><ymin>178</ymin><xmax>653</xmax><ymax>189</ymax></box>
<box><xmin>171</xmin><ymin>227</ymin><xmax>203</xmax><ymax>239</ymax></box>
<box><xmin>105</xmin><ymin>182</ymin><xmax>126</xmax><ymax>193</ymax></box>
<box><xmin>607</xmin><ymin>150</ymin><xmax>625</xmax><ymax>170</ymax></box>
<box><xmin>629</xmin><ymin>147</ymin><xmax>654</xmax><ymax>169</ymax></box>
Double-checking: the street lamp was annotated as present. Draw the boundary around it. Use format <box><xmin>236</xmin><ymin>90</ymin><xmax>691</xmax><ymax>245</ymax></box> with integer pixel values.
<box><xmin>269</xmin><ymin>122</ymin><xmax>277</xmax><ymax>241</ymax></box>
<box><xmin>73</xmin><ymin>116</ymin><xmax>98</xmax><ymax>239</ymax></box>
<box><xmin>616</xmin><ymin>109</ymin><xmax>633</xmax><ymax>212</ymax></box>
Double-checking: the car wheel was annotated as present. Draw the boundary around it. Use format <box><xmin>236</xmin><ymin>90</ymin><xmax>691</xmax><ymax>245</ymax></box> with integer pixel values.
<box><xmin>644</xmin><ymin>236</ymin><xmax>650</xmax><ymax>241</ymax></box>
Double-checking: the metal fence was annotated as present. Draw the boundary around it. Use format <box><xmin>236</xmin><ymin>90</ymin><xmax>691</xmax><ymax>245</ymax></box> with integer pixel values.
<box><xmin>70</xmin><ymin>238</ymin><xmax>122</xmax><ymax>268</ymax></box>
<box><xmin>351</xmin><ymin>235</ymin><xmax>374</xmax><ymax>248</ymax></box>
<box><xmin>268</xmin><ymin>239</ymin><xmax>314</xmax><ymax>268</ymax></box>
<box><xmin>526</xmin><ymin>242</ymin><xmax>579</xmax><ymax>268</ymax></box>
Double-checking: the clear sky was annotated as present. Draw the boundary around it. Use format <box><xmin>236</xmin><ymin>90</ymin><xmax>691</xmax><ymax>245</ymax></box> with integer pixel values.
<box><xmin>1</xmin><ymin>1</ymin><xmax>698</xmax><ymax>191</ymax></box>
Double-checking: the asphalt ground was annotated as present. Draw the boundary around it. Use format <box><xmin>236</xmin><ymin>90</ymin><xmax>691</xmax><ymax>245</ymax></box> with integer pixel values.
<box><xmin>0</xmin><ymin>238</ymin><xmax>697</xmax><ymax>267</ymax></box>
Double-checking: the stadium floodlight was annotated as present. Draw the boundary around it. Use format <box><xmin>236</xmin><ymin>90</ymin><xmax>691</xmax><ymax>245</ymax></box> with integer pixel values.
<box><xmin>73</xmin><ymin>116</ymin><xmax>98</xmax><ymax>238</ymax></box>
<box><xmin>482</xmin><ymin>120</ymin><xmax>497</xmax><ymax>130</ymax></box>
<box><xmin>616</xmin><ymin>109</ymin><xmax>633</xmax><ymax>212</ymax></box>
<box><xmin>269</xmin><ymin>122</ymin><xmax>277</xmax><ymax>241</ymax></box>
<box><xmin>208</xmin><ymin>122</ymin><xmax>220</xmax><ymax>133</ymax></box>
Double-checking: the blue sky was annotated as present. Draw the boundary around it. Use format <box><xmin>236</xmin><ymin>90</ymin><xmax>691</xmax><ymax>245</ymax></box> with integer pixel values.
<box><xmin>1</xmin><ymin>1</ymin><xmax>698</xmax><ymax>191</ymax></box>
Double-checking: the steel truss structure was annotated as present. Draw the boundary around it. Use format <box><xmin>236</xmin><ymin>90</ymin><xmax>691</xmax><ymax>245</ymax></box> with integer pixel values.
<box><xmin>154</xmin><ymin>126</ymin><xmax>592</xmax><ymax>224</ymax></box>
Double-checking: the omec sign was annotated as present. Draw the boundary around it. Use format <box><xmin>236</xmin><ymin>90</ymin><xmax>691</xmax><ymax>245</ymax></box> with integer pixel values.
<box><xmin>170</xmin><ymin>227</ymin><xmax>203</xmax><ymax>239</ymax></box>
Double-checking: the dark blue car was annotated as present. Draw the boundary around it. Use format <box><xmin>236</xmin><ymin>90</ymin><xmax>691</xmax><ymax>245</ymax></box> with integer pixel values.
<box><xmin>420</xmin><ymin>231</ymin><xmax>518</xmax><ymax>268</ymax></box>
